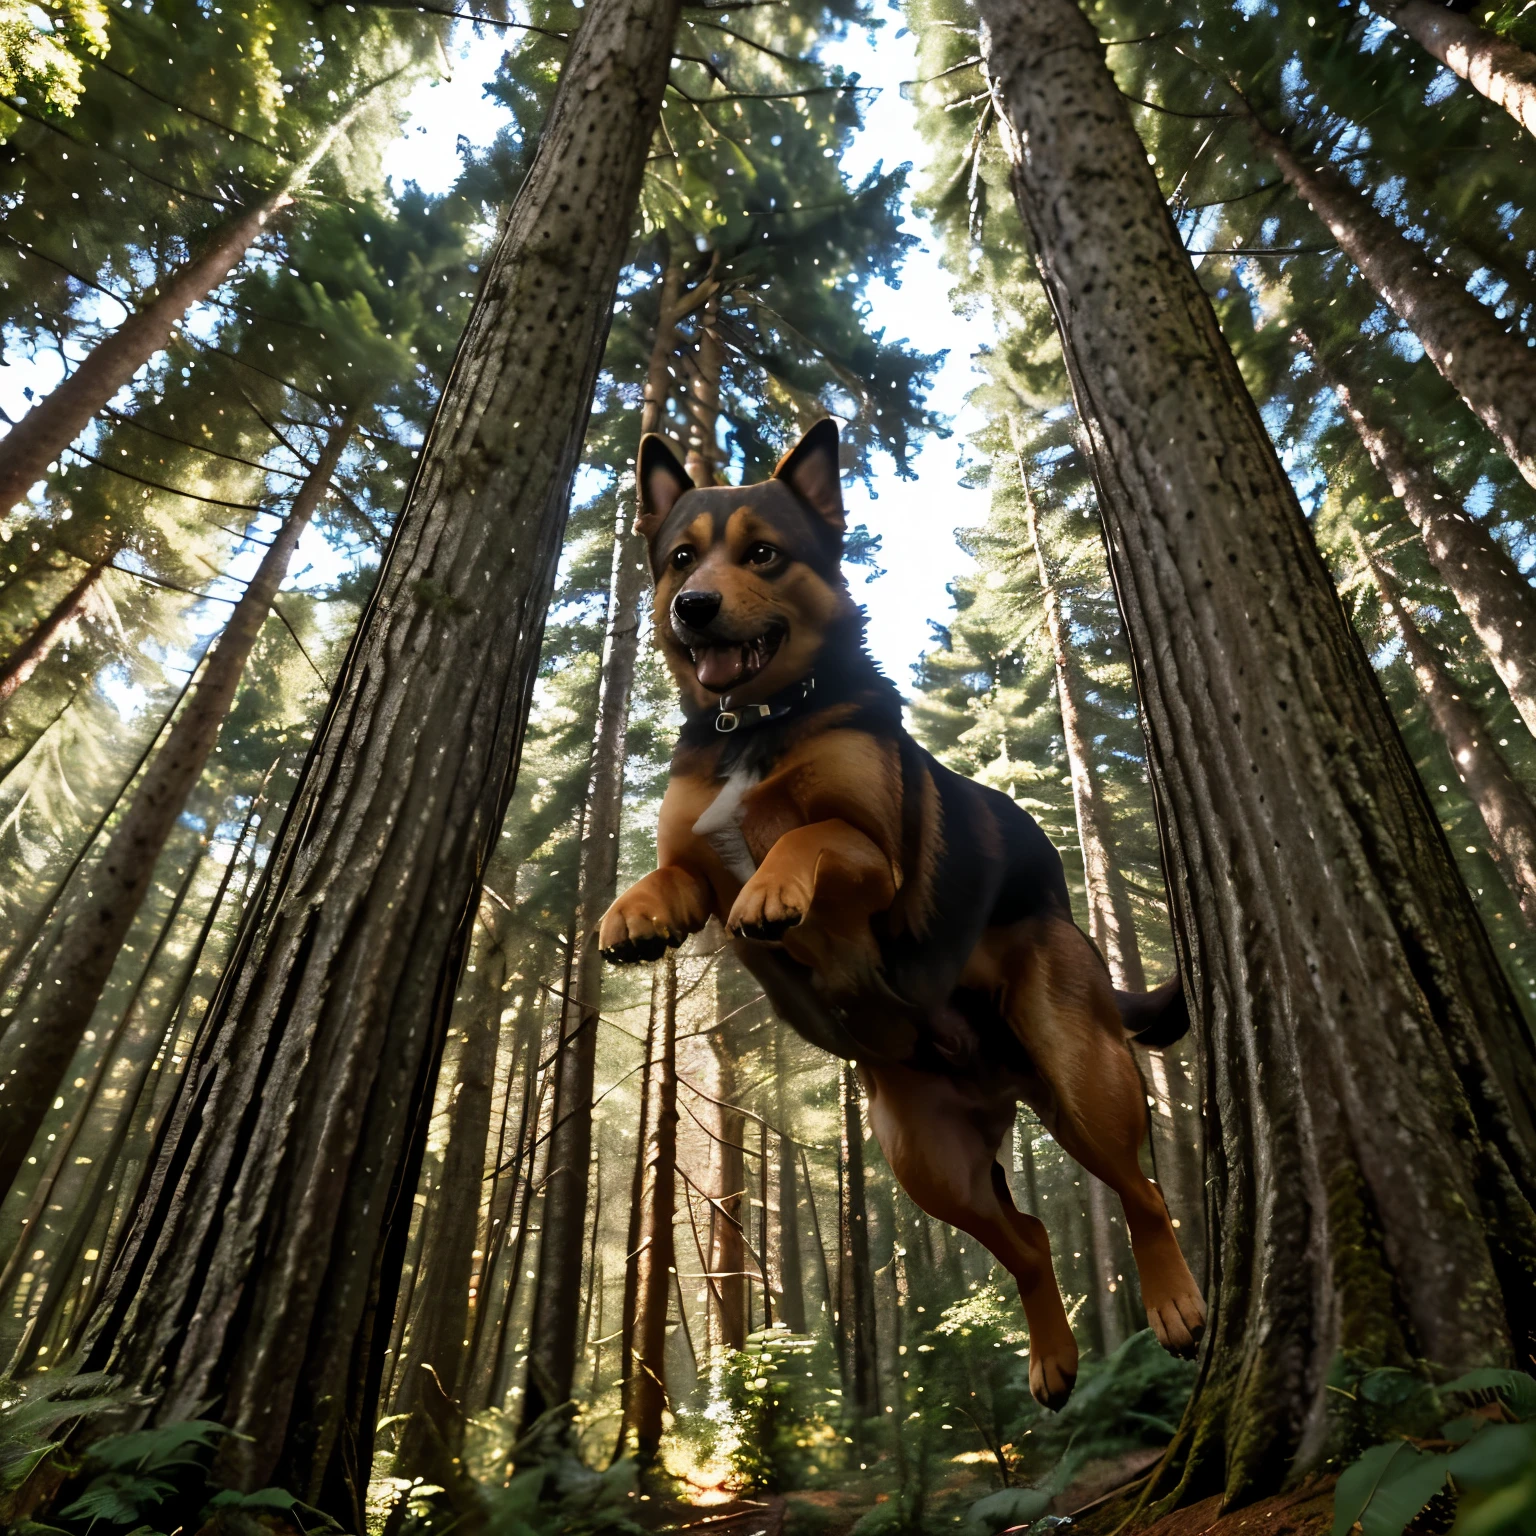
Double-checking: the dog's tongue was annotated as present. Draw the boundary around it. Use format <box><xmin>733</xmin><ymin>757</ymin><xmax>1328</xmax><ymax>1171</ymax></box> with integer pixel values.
<box><xmin>695</xmin><ymin>645</ymin><xmax>747</xmax><ymax>690</ymax></box>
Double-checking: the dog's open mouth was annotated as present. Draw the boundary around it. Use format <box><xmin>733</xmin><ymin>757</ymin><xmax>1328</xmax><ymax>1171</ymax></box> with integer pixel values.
<box><xmin>690</xmin><ymin>626</ymin><xmax>785</xmax><ymax>692</ymax></box>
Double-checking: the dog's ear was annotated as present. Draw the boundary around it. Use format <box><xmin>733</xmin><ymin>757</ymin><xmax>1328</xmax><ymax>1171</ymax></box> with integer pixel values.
<box><xmin>636</xmin><ymin>434</ymin><xmax>694</xmax><ymax>539</ymax></box>
<box><xmin>774</xmin><ymin>418</ymin><xmax>845</xmax><ymax>531</ymax></box>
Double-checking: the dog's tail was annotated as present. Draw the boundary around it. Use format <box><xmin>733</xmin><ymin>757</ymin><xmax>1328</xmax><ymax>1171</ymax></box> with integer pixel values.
<box><xmin>1114</xmin><ymin>973</ymin><xmax>1188</xmax><ymax>1049</ymax></box>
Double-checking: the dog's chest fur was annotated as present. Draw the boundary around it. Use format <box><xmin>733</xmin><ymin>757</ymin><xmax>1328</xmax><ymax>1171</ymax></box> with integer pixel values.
<box><xmin>691</xmin><ymin>767</ymin><xmax>762</xmax><ymax>882</ymax></box>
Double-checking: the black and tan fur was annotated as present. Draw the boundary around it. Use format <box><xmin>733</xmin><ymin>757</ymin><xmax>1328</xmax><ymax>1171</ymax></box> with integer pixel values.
<box><xmin>600</xmin><ymin>419</ymin><xmax>1206</xmax><ymax>1408</ymax></box>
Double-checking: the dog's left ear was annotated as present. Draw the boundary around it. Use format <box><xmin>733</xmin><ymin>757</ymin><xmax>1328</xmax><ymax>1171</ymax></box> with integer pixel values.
<box><xmin>774</xmin><ymin>418</ymin><xmax>845</xmax><ymax>532</ymax></box>
<box><xmin>636</xmin><ymin>434</ymin><xmax>694</xmax><ymax>540</ymax></box>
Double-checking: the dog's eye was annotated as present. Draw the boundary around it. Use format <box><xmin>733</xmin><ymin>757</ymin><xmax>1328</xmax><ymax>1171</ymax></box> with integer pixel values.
<box><xmin>745</xmin><ymin>542</ymin><xmax>779</xmax><ymax>567</ymax></box>
<box><xmin>670</xmin><ymin>547</ymin><xmax>695</xmax><ymax>571</ymax></box>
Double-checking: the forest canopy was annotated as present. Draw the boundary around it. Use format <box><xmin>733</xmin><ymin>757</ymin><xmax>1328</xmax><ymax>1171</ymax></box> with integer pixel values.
<box><xmin>0</xmin><ymin>0</ymin><xmax>1534</xmax><ymax>1533</ymax></box>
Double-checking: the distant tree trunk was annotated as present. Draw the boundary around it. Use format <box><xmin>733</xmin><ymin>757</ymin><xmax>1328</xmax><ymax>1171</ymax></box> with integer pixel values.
<box><xmin>617</xmin><ymin>979</ymin><xmax>656</xmax><ymax>1431</ymax></box>
<box><xmin>74</xmin><ymin>0</ymin><xmax>681</xmax><ymax>1516</ymax></box>
<box><xmin>0</xmin><ymin>414</ymin><xmax>354</xmax><ymax>1200</ymax></box>
<box><xmin>523</xmin><ymin>259</ymin><xmax>678</xmax><ymax>1435</ymax></box>
<box><xmin>463</xmin><ymin>984</ymin><xmax>542</xmax><ymax>1414</ymax></box>
<box><xmin>1359</xmin><ymin>538</ymin><xmax>1536</xmax><ymax>929</ymax></box>
<box><xmin>0</xmin><ymin>823</ymin><xmax>209</xmax><ymax>1368</ymax></box>
<box><xmin>980</xmin><ymin>0</ymin><xmax>1536</xmax><ymax>1503</ymax></box>
<box><xmin>0</xmin><ymin>111</ymin><xmax>361</xmax><ymax>518</ymax></box>
<box><xmin>626</xmin><ymin>954</ymin><xmax>679</xmax><ymax>1464</ymax></box>
<box><xmin>1017</xmin><ymin>432</ymin><xmax>1145</xmax><ymax>990</ymax></box>
<box><xmin>684</xmin><ymin>283</ymin><xmax>725</xmax><ymax>487</ymax></box>
<box><xmin>839</xmin><ymin>1064</ymin><xmax>879</xmax><ymax>1423</ymax></box>
<box><xmin>0</xmin><ymin>559</ymin><xmax>107</xmax><ymax>717</ymax></box>
<box><xmin>801</xmin><ymin>1144</ymin><xmax>836</xmax><ymax>1340</ymax></box>
<box><xmin>1237</xmin><ymin>109</ymin><xmax>1536</xmax><ymax>494</ymax></box>
<box><xmin>388</xmin><ymin>923</ymin><xmax>502</xmax><ymax>1490</ymax></box>
<box><xmin>774</xmin><ymin>1027</ymin><xmax>806</xmax><ymax>1334</ymax></box>
<box><xmin>1366</xmin><ymin>0</ymin><xmax>1536</xmax><ymax>141</ymax></box>
<box><xmin>0</xmin><ymin>658</ymin><xmax>200</xmax><ymax>1003</ymax></box>
<box><xmin>1297</xmin><ymin>333</ymin><xmax>1536</xmax><ymax>737</ymax></box>
<box><xmin>709</xmin><ymin>1027</ymin><xmax>748</xmax><ymax>1353</ymax></box>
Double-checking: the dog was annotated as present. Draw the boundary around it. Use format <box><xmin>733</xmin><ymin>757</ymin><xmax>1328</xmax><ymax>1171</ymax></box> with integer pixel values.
<box><xmin>599</xmin><ymin>418</ymin><xmax>1206</xmax><ymax>1408</ymax></box>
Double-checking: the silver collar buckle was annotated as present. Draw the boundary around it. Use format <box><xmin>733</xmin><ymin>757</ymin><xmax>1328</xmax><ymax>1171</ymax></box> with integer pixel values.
<box><xmin>716</xmin><ymin>701</ymin><xmax>773</xmax><ymax>734</ymax></box>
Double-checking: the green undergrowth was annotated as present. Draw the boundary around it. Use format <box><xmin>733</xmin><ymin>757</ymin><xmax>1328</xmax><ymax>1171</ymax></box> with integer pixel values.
<box><xmin>705</xmin><ymin>1297</ymin><xmax>1196</xmax><ymax>1536</ymax></box>
<box><xmin>0</xmin><ymin>1373</ymin><xmax>337</xmax><ymax>1536</ymax></box>
<box><xmin>1329</xmin><ymin>1364</ymin><xmax>1536</xmax><ymax>1536</ymax></box>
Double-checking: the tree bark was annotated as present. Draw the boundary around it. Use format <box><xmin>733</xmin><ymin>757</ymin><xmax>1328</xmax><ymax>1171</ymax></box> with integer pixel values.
<box><xmin>626</xmin><ymin>952</ymin><xmax>679</xmax><ymax>1463</ymax></box>
<box><xmin>388</xmin><ymin>935</ymin><xmax>501</xmax><ymax>1490</ymax></box>
<box><xmin>1238</xmin><ymin>109</ymin><xmax>1536</xmax><ymax>494</ymax></box>
<box><xmin>839</xmin><ymin>1063</ymin><xmax>879</xmax><ymax>1423</ymax></box>
<box><xmin>1368</xmin><ymin>0</ymin><xmax>1536</xmax><ymax>141</ymax></box>
<box><xmin>522</xmin><ymin>260</ymin><xmax>676</xmax><ymax>1435</ymax></box>
<box><xmin>617</xmin><ymin>974</ymin><xmax>656</xmax><ymax>1431</ymax></box>
<box><xmin>1297</xmin><ymin>332</ymin><xmax>1536</xmax><ymax>738</ymax></box>
<box><xmin>979</xmin><ymin>0</ymin><xmax>1536</xmax><ymax>1503</ymax></box>
<box><xmin>0</xmin><ymin>559</ymin><xmax>107</xmax><ymax>716</ymax></box>
<box><xmin>1360</xmin><ymin>538</ymin><xmax>1536</xmax><ymax>930</ymax></box>
<box><xmin>0</xmin><ymin>110</ymin><xmax>359</xmax><ymax>518</ymax></box>
<box><xmin>0</xmin><ymin>414</ymin><xmax>354</xmax><ymax>1200</ymax></box>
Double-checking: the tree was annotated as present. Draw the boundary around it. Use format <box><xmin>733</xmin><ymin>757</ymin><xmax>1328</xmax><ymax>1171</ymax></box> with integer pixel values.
<box><xmin>972</xmin><ymin>0</ymin><xmax>1536</xmax><ymax>1503</ymax></box>
<box><xmin>75</xmin><ymin>0</ymin><xmax>682</xmax><ymax>1518</ymax></box>
<box><xmin>621</xmin><ymin>951</ymin><xmax>679</xmax><ymax>1464</ymax></box>
<box><xmin>1363</xmin><ymin>0</ymin><xmax>1536</xmax><ymax>141</ymax></box>
<box><xmin>1294</xmin><ymin>328</ymin><xmax>1536</xmax><ymax>739</ymax></box>
<box><xmin>0</xmin><ymin>411</ymin><xmax>354</xmax><ymax>1198</ymax></box>
<box><xmin>1353</xmin><ymin>532</ymin><xmax>1536</xmax><ymax>930</ymax></box>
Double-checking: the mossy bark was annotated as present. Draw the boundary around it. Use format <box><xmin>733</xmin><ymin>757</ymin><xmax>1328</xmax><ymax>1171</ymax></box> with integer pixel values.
<box><xmin>979</xmin><ymin>0</ymin><xmax>1536</xmax><ymax>1506</ymax></box>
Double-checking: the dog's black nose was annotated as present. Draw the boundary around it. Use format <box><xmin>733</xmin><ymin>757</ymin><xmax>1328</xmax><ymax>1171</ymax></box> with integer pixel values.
<box><xmin>674</xmin><ymin>589</ymin><xmax>722</xmax><ymax>630</ymax></box>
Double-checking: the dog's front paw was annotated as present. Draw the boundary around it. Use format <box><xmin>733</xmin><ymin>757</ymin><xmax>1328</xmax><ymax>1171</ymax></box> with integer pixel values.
<box><xmin>727</xmin><ymin>872</ymin><xmax>812</xmax><ymax>942</ymax></box>
<box><xmin>599</xmin><ymin>869</ymin><xmax>709</xmax><ymax>964</ymax></box>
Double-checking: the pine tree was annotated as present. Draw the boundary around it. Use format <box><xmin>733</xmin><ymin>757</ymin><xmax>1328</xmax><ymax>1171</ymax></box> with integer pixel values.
<box><xmin>74</xmin><ymin>0</ymin><xmax>682</xmax><ymax>1515</ymax></box>
<box><xmin>969</xmin><ymin>0</ymin><xmax>1536</xmax><ymax>1501</ymax></box>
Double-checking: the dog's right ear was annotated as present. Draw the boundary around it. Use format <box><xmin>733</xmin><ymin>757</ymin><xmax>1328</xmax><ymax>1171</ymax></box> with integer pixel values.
<box><xmin>636</xmin><ymin>434</ymin><xmax>694</xmax><ymax>540</ymax></box>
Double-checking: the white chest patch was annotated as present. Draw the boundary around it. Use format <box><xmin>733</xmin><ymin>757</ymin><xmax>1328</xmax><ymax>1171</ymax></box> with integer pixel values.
<box><xmin>692</xmin><ymin>767</ymin><xmax>762</xmax><ymax>883</ymax></box>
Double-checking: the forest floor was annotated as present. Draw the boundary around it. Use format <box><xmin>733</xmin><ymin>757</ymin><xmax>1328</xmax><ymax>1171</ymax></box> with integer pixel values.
<box><xmin>654</xmin><ymin>1462</ymin><xmax>1339</xmax><ymax>1536</ymax></box>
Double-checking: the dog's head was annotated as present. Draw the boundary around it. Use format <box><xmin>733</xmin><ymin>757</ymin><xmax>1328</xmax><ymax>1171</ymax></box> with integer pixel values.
<box><xmin>635</xmin><ymin>418</ymin><xmax>860</xmax><ymax>713</ymax></box>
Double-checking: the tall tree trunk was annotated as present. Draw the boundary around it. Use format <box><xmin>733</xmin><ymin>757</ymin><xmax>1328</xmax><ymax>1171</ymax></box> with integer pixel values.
<box><xmin>1297</xmin><ymin>332</ymin><xmax>1536</xmax><ymax>737</ymax></box>
<box><xmin>1016</xmin><ymin>431</ymin><xmax>1145</xmax><ymax>991</ymax></box>
<box><xmin>1366</xmin><ymin>0</ymin><xmax>1536</xmax><ymax>140</ymax></box>
<box><xmin>0</xmin><ymin>559</ymin><xmax>108</xmax><ymax>716</ymax></box>
<box><xmin>979</xmin><ymin>0</ymin><xmax>1536</xmax><ymax>1504</ymax></box>
<box><xmin>774</xmin><ymin>1027</ymin><xmax>806</xmax><ymax>1334</ymax></box>
<box><xmin>626</xmin><ymin>953</ymin><xmax>679</xmax><ymax>1464</ymax></box>
<box><xmin>0</xmin><ymin>414</ymin><xmax>354</xmax><ymax>1199</ymax></box>
<box><xmin>801</xmin><ymin>1145</ymin><xmax>837</xmax><ymax>1342</ymax></box>
<box><xmin>839</xmin><ymin>1063</ymin><xmax>879</xmax><ymax>1424</ymax></box>
<box><xmin>617</xmin><ymin>974</ymin><xmax>656</xmax><ymax>1434</ymax></box>
<box><xmin>684</xmin><ymin>283</ymin><xmax>725</xmax><ymax>487</ymax></box>
<box><xmin>72</xmin><ymin>5</ymin><xmax>680</xmax><ymax>1508</ymax></box>
<box><xmin>388</xmin><ymin>927</ymin><xmax>502</xmax><ymax>1491</ymax></box>
<box><xmin>0</xmin><ymin>110</ymin><xmax>366</xmax><ymax>518</ymax></box>
<box><xmin>522</xmin><ymin>260</ymin><xmax>678</xmax><ymax>1436</ymax></box>
<box><xmin>709</xmin><ymin>1025</ymin><xmax>748</xmax><ymax>1354</ymax></box>
<box><xmin>1359</xmin><ymin>537</ymin><xmax>1536</xmax><ymax>929</ymax></box>
<box><xmin>1237</xmin><ymin>109</ymin><xmax>1536</xmax><ymax>494</ymax></box>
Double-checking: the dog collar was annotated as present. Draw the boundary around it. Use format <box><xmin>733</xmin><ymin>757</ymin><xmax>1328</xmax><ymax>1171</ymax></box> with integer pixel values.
<box><xmin>714</xmin><ymin>674</ymin><xmax>815</xmax><ymax>734</ymax></box>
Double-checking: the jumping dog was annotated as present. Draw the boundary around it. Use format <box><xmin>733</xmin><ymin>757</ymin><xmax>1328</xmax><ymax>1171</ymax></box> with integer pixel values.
<box><xmin>599</xmin><ymin>419</ymin><xmax>1206</xmax><ymax>1408</ymax></box>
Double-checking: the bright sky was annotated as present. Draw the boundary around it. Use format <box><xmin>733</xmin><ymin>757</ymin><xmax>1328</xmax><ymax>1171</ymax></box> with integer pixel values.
<box><xmin>383</xmin><ymin>17</ymin><xmax>990</xmax><ymax>688</ymax></box>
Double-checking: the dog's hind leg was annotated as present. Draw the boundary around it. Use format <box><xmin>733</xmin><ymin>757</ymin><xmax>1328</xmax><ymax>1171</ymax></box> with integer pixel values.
<box><xmin>861</xmin><ymin>1063</ymin><xmax>1079</xmax><ymax>1409</ymax></box>
<box><xmin>998</xmin><ymin>919</ymin><xmax>1206</xmax><ymax>1357</ymax></box>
